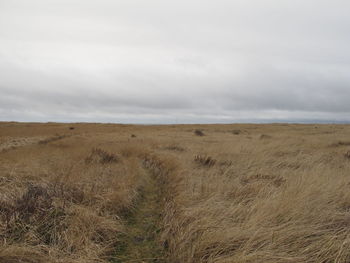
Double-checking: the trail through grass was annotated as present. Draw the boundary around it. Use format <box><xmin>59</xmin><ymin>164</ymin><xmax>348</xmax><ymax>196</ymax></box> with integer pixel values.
<box><xmin>112</xmin><ymin>168</ymin><xmax>166</xmax><ymax>263</ymax></box>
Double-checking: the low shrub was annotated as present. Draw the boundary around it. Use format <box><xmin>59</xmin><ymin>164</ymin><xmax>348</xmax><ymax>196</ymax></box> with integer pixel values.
<box><xmin>194</xmin><ymin>129</ymin><xmax>205</xmax><ymax>136</ymax></box>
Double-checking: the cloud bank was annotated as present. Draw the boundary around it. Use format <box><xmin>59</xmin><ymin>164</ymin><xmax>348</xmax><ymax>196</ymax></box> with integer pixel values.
<box><xmin>1</xmin><ymin>0</ymin><xmax>350</xmax><ymax>123</ymax></box>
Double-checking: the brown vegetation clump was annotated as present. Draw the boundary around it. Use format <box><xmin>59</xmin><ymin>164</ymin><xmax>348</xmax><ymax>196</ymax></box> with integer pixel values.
<box><xmin>85</xmin><ymin>148</ymin><xmax>119</xmax><ymax>164</ymax></box>
<box><xmin>231</xmin><ymin>129</ymin><xmax>241</xmax><ymax>135</ymax></box>
<box><xmin>0</xmin><ymin>180</ymin><xmax>123</xmax><ymax>262</ymax></box>
<box><xmin>194</xmin><ymin>129</ymin><xmax>205</xmax><ymax>136</ymax></box>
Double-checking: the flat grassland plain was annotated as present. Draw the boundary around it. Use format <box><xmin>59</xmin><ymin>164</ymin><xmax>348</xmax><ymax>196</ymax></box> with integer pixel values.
<box><xmin>1</xmin><ymin>122</ymin><xmax>350</xmax><ymax>263</ymax></box>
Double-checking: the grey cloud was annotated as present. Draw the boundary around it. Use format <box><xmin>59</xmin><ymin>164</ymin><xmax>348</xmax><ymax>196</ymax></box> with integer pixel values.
<box><xmin>1</xmin><ymin>0</ymin><xmax>350</xmax><ymax>123</ymax></box>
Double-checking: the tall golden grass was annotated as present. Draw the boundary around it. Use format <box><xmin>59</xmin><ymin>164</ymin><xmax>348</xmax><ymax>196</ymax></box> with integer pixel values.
<box><xmin>0</xmin><ymin>124</ymin><xmax>147</xmax><ymax>262</ymax></box>
<box><xmin>160</xmin><ymin>124</ymin><xmax>350</xmax><ymax>263</ymax></box>
<box><xmin>1</xmin><ymin>122</ymin><xmax>350</xmax><ymax>262</ymax></box>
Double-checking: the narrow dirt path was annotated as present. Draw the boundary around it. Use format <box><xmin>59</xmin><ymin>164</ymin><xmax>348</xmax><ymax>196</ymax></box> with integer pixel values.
<box><xmin>112</xmin><ymin>168</ymin><xmax>166</xmax><ymax>263</ymax></box>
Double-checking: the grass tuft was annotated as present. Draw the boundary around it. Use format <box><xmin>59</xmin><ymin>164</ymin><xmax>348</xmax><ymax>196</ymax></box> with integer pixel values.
<box><xmin>194</xmin><ymin>154</ymin><xmax>216</xmax><ymax>167</ymax></box>
<box><xmin>85</xmin><ymin>148</ymin><xmax>119</xmax><ymax>164</ymax></box>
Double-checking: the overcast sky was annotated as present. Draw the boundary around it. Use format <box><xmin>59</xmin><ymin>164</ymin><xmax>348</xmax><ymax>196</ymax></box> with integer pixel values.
<box><xmin>1</xmin><ymin>0</ymin><xmax>350</xmax><ymax>123</ymax></box>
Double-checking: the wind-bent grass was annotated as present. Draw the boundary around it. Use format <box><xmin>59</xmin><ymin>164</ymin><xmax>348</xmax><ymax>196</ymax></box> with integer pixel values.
<box><xmin>1</xmin><ymin>122</ymin><xmax>350</xmax><ymax>262</ymax></box>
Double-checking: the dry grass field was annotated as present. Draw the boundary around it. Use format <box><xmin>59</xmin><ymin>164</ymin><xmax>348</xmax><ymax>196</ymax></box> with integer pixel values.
<box><xmin>1</xmin><ymin>122</ymin><xmax>350</xmax><ymax>262</ymax></box>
